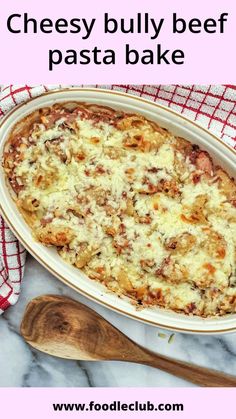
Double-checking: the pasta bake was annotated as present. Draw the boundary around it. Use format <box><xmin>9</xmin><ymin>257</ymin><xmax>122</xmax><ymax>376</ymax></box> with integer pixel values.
<box><xmin>3</xmin><ymin>102</ymin><xmax>236</xmax><ymax>317</ymax></box>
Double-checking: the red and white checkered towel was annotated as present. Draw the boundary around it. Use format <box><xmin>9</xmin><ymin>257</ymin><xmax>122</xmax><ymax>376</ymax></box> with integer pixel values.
<box><xmin>0</xmin><ymin>84</ymin><xmax>236</xmax><ymax>314</ymax></box>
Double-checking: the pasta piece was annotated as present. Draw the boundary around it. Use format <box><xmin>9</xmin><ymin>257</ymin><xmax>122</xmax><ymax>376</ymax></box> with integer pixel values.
<box><xmin>216</xmin><ymin>168</ymin><xmax>236</xmax><ymax>202</ymax></box>
<box><xmin>18</xmin><ymin>196</ymin><xmax>40</xmax><ymax>212</ymax></box>
<box><xmin>202</xmin><ymin>229</ymin><xmax>227</xmax><ymax>260</ymax></box>
<box><xmin>35</xmin><ymin>225</ymin><xmax>74</xmax><ymax>246</ymax></box>
<box><xmin>165</xmin><ymin>233</ymin><xmax>196</xmax><ymax>255</ymax></box>
<box><xmin>75</xmin><ymin>244</ymin><xmax>100</xmax><ymax>269</ymax></box>
<box><xmin>181</xmin><ymin>194</ymin><xmax>208</xmax><ymax>224</ymax></box>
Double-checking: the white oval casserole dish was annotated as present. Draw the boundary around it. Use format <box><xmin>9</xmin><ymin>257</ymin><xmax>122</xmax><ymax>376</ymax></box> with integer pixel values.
<box><xmin>0</xmin><ymin>88</ymin><xmax>235</xmax><ymax>334</ymax></box>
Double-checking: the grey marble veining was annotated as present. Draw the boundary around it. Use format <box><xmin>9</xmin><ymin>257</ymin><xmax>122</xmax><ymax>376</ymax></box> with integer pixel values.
<box><xmin>0</xmin><ymin>255</ymin><xmax>236</xmax><ymax>387</ymax></box>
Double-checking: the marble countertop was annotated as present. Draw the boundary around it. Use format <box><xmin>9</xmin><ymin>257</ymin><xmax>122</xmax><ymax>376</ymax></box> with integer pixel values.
<box><xmin>1</xmin><ymin>254</ymin><xmax>236</xmax><ymax>387</ymax></box>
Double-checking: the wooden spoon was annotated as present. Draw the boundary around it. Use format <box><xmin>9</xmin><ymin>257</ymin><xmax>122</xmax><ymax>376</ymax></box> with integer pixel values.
<box><xmin>20</xmin><ymin>295</ymin><xmax>236</xmax><ymax>387</ymax></box>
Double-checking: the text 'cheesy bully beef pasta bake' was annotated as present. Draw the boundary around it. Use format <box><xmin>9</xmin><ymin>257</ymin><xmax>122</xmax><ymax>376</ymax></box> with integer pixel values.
<box><xmin>3</xmin><ymin>102</ymin><xmax>236</xmax><ymax>317</ymax></box>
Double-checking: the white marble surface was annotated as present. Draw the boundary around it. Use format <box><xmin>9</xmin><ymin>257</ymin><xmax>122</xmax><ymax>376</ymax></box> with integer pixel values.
<box><xmin>1</xmin><ymin>254</ymin><xmax>236</xmax><ymax>387</ymax></box>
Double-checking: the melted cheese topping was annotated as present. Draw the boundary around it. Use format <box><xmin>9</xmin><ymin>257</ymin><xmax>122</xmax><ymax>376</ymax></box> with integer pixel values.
<box><xmin>4</xmin><ymin>104</ymin><xmax>236</xmax><ymax>317</ymax></box>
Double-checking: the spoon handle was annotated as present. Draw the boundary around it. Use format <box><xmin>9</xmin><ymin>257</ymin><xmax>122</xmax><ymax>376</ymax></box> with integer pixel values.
<box><xmin>133</xmin><ymin>348</ymin><xmax>236</xmax><ymax>387</ymax></box>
